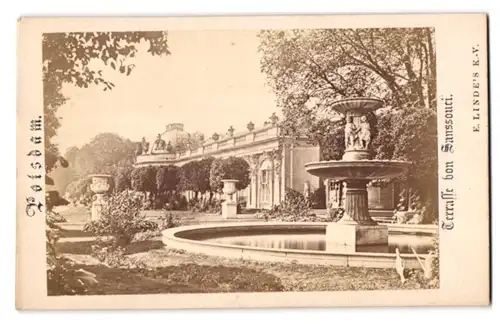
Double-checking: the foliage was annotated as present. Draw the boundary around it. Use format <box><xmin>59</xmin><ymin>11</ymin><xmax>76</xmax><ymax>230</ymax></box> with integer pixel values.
<box><xmin>46</xmin><ymin>214</ymin><xmax>98</xmax><ymax>295</ymax></box>
<box><xmin>259</xmin><ymin>28</ymin><xmax>436</xmax><ymax>120</ymax></box>
<box><xmin>72</xmin><ymin>133</ymin><xmax>137</xmax><ymax>177</ymax></box>
<box><xmin>47</xmin><ymin>210</ymin><xmax>67</xmax><ymax>223</ymax></box>
<box><xmin>156</xmin><ymin>165</ymin><xmax>180</xmax><ymax>193</ymax></box>
<box><xmin>179</xmin><ymin>157</ymin><xmax>214</xmax><ymax>195</ymax></box>
<box><xmin>130</xmin><ymin>166</ymin><xmax>157</xmax><ymax>194</ymax></box>
<box><xmin>115</xmin><ymin>166</ymin><xmax>133</xmax><ymax>192</ymax></box>
<box><xmin>158</xmin><ymin>212</ymin><xmax>183</xmax><ymax>230</ymax></box>
<box><xmin>83</xmin><ymin>191</ymin><xmax>158</xmax><ymax>247</ymax></box>
<box><xmin>44</xmin><ymin>31</ymin><xmax>170</xmax><ymax>173</ymax></box>
<box><xmin>65</xmin><ymin>177</ymin><xmax>93</xmax><ymax>205</ymax></box>
<box><xmin>258</xmin><ymin>188</ymin><xmax>329</xmax><ymax>222</ymax></box>
<box><xmin>178</xmin><ymin>161</ymin><xmax>197</xmax><ymax>192</ymax></box>
<box><xmin>160</xmin><ymin>192</ymin><xmax>188</xmax><ymax>211</ymax></box>
<box><xmin>310</xmin><ymin>187</ymin><xmax>326</xmax><ymax>209</ymax></box>
<box><xmin>90</xmin><ymin>243</ymin><xmax>147</xmax><ymax>269</ymax></box>
<box><xmin>187</xmin><ymin>197</ymin><xmax>222</xmax><ymax>214</ymax></box>
<box><xmin>259</xmin><ymin>28</ymin><xmax>438</xmax><ymax>223</ymax></box>
<box><xmin>209</xmin><ymin>157</ymin><xmax>251</xmax><ymax>193</ymax></box>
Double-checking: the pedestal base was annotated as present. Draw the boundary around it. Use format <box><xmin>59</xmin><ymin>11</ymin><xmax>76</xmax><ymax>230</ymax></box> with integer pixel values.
<box><xmin>91</xmin><ymin>200</ymin><xmax>105</xmax><ymax>221</ymax></box>
<box><xmin>325</xmin><ymin>223</ymin><xmax>388</xmax><ymax>252</ymax></box>
<box><xmin>222</xmin><ymin>201</ymin><xmax>237</xmax><ymax>219</ymax></box>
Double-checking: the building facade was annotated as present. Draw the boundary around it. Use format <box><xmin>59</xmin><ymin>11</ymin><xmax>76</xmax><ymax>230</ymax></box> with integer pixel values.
<box><xmin>134</xmin><ymin>122</ymin><xmax>398</xmax><ymax>211</ymax></box>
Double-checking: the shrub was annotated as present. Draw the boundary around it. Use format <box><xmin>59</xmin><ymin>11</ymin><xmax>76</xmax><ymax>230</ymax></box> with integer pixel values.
<box><xmin>47</xmin><ymin>210</ymin><xmax>67</xmax><ymax>223</ymax></box>
<box><xmin>158</xmin><ymin>212</ymin><xmax>182</xmax><ymax>230</ymax></box>
<box><xmin>90</xmin><ymin>243</ymin><xmax>147</xmax><ymax>269</ymax></box>
<box><xmin>187</xmin><ymin>197</ymin><xmax>222</xmax><ymax>214</ymax></box>
<box><xmin>83</xmin><ymin>191</ymin><xmax>159</xmax><ymax>247</ymax></box>
<box><xmin>163</xmin><ymin>192</ymin><xmax>188</xmax><ymax>211</ymax></box>
<box><xmin>310</xmin><ymin>187</ymin><xmax>326</xmax><ymax>209</ymax></box>
<box><xmin>258</xmin><ymin>188</ymin><xmax>328</xmax><ymax>222</ymax></box>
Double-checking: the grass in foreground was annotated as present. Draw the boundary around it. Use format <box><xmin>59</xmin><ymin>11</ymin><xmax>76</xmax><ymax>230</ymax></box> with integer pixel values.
<box><xmin>53</xmin><ymin>238</ymin><xmax>431</xmax><ymax>295</ymax></box>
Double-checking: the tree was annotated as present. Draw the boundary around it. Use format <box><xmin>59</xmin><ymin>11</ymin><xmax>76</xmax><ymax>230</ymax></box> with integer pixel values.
<box><xmin>130</xmin><ymin>167</ymin><xmax>157</xmax><ymax>194</ymax></box>
<box><xmin>65</xmin><ymin>177</ymin><xmax>93</xmax><ymax>205</ymax></box>
<box><xmin>115</xmin><ymin>166</ymin><xmax>134</xmax><ymax>192</ymax></box>
<box><xmin>43</xmin><ymin>31</ymin><xmax>170</xmax><ymax>173</ymax></box>
<box><xmin>210</xmin><ymin>157</ymin><xmax>251</xmax><ymax>193</ymax></box>
<box><xmin>73</xmin><ymin>133</ymin><xmax>137</xmax><ymax>177</ymax></box>
<box><xmin>259</xmin><ymin>28</ymin><xmax>438</xmax><ymax>222</ymax></box>
<box><xmin>195</xmin><ymin>157</ymin><xmax>215</xmax><ymax>194</ymax></box>
<box><xmin>179</xmin><ymin>157</ymin><xmax>214</xmax><ymax>198</ymax></box>
<box><xmin>259</xmin><ymin>28</ymin><xmax>435</xmax><ymax>119</ymax></box>
<box><xmin>156</xmin><ymin>165</ymin><xmax>180</xmax><ymax>193</ymax></box>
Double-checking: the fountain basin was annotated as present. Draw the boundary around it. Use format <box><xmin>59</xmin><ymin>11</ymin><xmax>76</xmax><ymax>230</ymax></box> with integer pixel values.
<box><xmin>162</xmin><ymin>222</ymin><xmax>437</xmax><ymax>269</ymax></box>
<box><xmin>305</xmin><ymin>160</ymin><xmax>410</xmax><ymax>181</ymax></box>
<box><xmin>329</xmin><ymin>97</ymin><xmax>384</xmax><ymax>115</ymax></box>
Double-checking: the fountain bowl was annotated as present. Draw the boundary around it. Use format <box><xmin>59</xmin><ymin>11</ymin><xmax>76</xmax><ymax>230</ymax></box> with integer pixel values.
<box><xmin>330</xmin><ymin>97</ymin><xmax>384</xmax><ymax>115</ymax></box>
<box><xmin>304</xmin><ymin>160</ymin><xmax>411</xmax><ymax>181</ymax></box>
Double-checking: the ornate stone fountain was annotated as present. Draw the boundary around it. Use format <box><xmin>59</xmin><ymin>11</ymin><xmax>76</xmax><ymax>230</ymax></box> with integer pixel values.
<box><xmin>305</xmin><ymin>98</ymin><xmax>410</xmax><ymax>251</ymax></box>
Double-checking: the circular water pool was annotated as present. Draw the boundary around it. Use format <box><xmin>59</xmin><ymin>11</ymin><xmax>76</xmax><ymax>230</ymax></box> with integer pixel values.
<box><xmin>162</xmin><ymin>222</ymin><xmax>437</xmax><ymax>269</ymax></box>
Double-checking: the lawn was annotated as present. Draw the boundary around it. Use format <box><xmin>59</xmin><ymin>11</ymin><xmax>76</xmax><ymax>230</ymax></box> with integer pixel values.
<box><xmin>55</xmin><ymin>236</ymin><xmax>429</xmax><ymax>296</ymax></box>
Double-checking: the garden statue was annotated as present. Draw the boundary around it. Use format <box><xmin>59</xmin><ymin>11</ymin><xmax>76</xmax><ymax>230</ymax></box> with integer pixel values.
<box><xmin>358</xmin><ymin>115</ymin><xmax>372</xmax><ymax>149</ymax></box>
<box><xmin>153</xmin><ymin>134</ymin><xmax>166</xmax><ymax>152</ymax></box>
<box><xmin>247</xmin><ymin>121</ymin><xmax>255</xmax><ymax>131</ymax></box>
<box><xmin>228</xmin><ymin>126</ymin><xmax>235</xmax><ymax>137</ymax></box>
<box><xmin>303</xmin><ymin>181</ymin><xmax>311</xmax><ymax>200</ymax></box>
<box><xmin>166</xmin><ymin>141</ymin><xmax>173</xmax><ymax>153</ymax></box>
<box><xmin>138</xmin><ymin>137</ymin><xmax>149</xmax><ymax>155</ymax></box>
<box><xmin>269</xmin><ymin>112</ymin><xmax>279</xmax><ymax>125</ymax></box>
<box><xmin>135</xmin><ymin>142</ymin><xmax>143</xmax><ymax>156</ymax></box>
<box><xmin>344</xmin><ymin>116</ymin><xmax>359</xmax><ymax>149</ymax></box>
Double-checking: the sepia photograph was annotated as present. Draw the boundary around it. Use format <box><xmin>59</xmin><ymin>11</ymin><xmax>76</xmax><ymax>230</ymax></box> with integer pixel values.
<box><xmin>16</xmin><ymin>14</ymin><xmax>489</xmax><ymax>309</ymax></box>
<box><xmin>43</xmin><ymin>26</ymin><xmax>440</xmax><ymax>295</ymax></box>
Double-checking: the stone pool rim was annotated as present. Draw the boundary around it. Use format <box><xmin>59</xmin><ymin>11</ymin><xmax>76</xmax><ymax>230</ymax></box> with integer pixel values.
<box><xmin>162</xmin><ymin>222</ymin><xmax>437</xmax><ymax>269</ymax></box>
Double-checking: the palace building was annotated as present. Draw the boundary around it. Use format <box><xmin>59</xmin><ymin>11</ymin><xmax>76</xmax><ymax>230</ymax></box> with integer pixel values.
<box><xmin>134</xmin><ymin>119</ymin><xmax>398</xmax><ymax>214</ymax></box>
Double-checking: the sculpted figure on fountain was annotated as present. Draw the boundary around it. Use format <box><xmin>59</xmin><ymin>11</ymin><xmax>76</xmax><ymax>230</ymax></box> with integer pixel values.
<box><xmin>358</xmin><ymin>115</ymin><xmax>372</xmax><ymax>150</ymax></box>
<box><xmin>344</xmin><ymin>116</ymin><xmax>359</xmax><ymax>150</ymax></box>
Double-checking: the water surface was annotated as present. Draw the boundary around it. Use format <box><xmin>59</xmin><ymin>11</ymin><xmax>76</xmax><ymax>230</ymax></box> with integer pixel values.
<box><xmin>205</xmin><ymin>233</ymin><xmax>434</xmax><ymax>254</ymax></box>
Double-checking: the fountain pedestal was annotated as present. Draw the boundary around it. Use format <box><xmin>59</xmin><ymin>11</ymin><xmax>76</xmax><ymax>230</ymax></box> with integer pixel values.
<box><xmin>326</xmin><ymin>179</ymin><xmax>388</xmax><ymax>251</ymax></box>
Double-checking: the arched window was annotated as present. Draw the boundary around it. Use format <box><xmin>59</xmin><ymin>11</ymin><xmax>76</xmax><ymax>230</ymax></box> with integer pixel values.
<box><xmin>260</xmin><ymin>159</ymin><xmax>273</xmax><ymax>205</ymax></box>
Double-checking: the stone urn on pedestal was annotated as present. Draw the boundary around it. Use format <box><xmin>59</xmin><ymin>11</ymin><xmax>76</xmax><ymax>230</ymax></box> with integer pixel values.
<box><xmin>221</xmin><ymin>179</ymin><xmax>239</xmax><ymax>219</ymax></box>
<box><xmin>89</xmin><ymin>174</ymin><xmax>112</xmax><ymax>221</ymax></box>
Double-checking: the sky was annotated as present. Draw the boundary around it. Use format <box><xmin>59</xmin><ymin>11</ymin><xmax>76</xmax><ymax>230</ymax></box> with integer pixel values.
<box><xmin>53</xmin><ymin>30</ymin><xmax>279</xmax><ymax>153</ymax></box>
